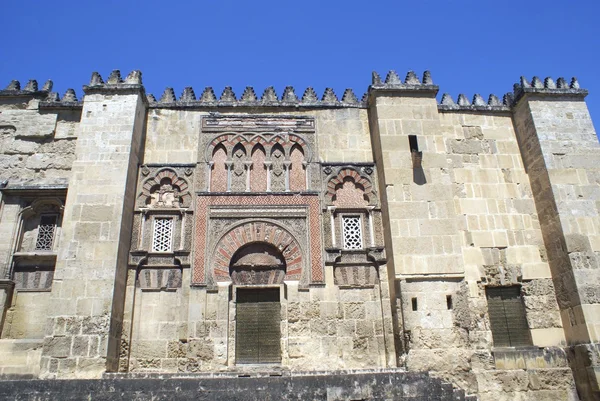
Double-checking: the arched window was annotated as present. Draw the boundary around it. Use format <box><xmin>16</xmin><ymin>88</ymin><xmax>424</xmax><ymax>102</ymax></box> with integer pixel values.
<box><xmin>210</xmin><ymin>144</ymin><xmax>227</xmax><ymax>192</ymax></box>
<box><xmin>289</xmin><ymin>144</ymin><xmax>305</xmax><ymax>191</ymax></box>
<box><xmin>250</xmin><ymin>145</ymin><xmax>267</xmax><ymax>192</ymax></box>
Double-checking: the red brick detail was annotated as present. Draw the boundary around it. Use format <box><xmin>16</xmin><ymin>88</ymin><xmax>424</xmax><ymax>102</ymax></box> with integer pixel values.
<box><xmin>325</xmin><ymin>168</ymin><xmax>373</xmax><ymax>202</ymax></box>
<box><xmin>250</xmin><ymin>145</ymin><xmax>268</xmax><ymax>192</ymax></box>
<box><xmin>193</xmin><ymin>194</ymin><xmax>323</xmax><ymax>285</ymax></box>
<box><xmin>289</xmin><ymin>145</ymin><xmax>306</xmax><ymax>191</ymax></box>
<box><xmin>207</xmin><ymin>133</ymin><xmax>309</xmax><ymax>163</ymax></box>
<box><xmin>210</xmin><ymin>145</ymin><xmax>228</xmax><ymax>192</ymax></box>
<box><xmin>141</xmin><ymin>168</ymin><xmax>189</xmax><ymax>197</ymax></box>
<box><xmin>212</xmin><ymin>222</ymin><xmax>301</xmax><ymax>281</ymax></box>
<box><xmin>333</xmin><ymin>180</ymin><xmax>369</xmax><ymax>208</ymax></box>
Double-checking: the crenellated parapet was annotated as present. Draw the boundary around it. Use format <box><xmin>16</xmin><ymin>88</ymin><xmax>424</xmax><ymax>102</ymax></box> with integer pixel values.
<box><xmin>369</xmin><ymin>70</ymin><xmax>438</xmax><ymax>95</ymax></box>
<box><xmin>0</xmin><ymin>78</ymin><xmax>66</xmax><ymax>102</ymax></box>
<box><xmin>82</xmin><ymin>69</ymin><xmax>145</xmax><ymax>97</ymax></box>
<box><xmin>1</xmin><ymin>70</ymin><xmax>590</xmax><ymax>113</ymax></box>
<box><xmin>1</xmin><ymin>77</ymin><xmax>84</xmax><ymax>109</ymax></box>
<box><xmin>147</xmin><ymin>85</ymin><xmax>365</xmax><ymax>108</ymax></box>
<box><xmin>438</xmin><ymin>93</ymin><xmax>511</xmax><ymax>112</ymax></box>
<box><xmin>437</xmin><ymin>75</ymin><xmax>587</xmax><ymax>112</ymax></box>
<box><xmin>511</xmin><ymin>75</ymin><xmax>587</xmax><ymax>103</ymax></box>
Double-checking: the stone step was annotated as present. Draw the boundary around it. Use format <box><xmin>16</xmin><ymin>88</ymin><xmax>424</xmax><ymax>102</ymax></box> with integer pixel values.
<box><xmin>0</xmin><ymin>370</ymin><xmax>476</xmax><ymax>401</ymax></box>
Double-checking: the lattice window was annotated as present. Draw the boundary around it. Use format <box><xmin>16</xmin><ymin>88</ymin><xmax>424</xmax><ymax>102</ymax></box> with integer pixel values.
<box><xmin>342</xmin><ymin>215</ymin><xmax>363</xmax><ymax>250</ymax></box>
<box><xmin>35</xmin><ymin>215</ymin><xmax>57</xmax><ymax>251</ymax></box>
<box><xmin>152</xmin><ymin>218</ymin><xmax>173</xmax><ymax>252</ymax></box>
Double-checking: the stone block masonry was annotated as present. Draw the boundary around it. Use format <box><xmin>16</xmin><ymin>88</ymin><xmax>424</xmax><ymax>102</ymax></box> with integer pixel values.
<box><xmin>0</xmin><ymin>69</ymin><xmax>597</xmax><ymax>400</ymax></box>
<box><xmin>37</xmin><ymin>71</ymin><xmax>147</xmax><ymax>378</ymax></box>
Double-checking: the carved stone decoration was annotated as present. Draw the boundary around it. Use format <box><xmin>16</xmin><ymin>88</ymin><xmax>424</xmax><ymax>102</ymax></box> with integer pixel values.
<box><xmin>211</xmin><ymin>220</ymin><xmax>303</xmax><ymax>283</ymax></box>
<box><xmin>137</xmin><ymin>268</ymin><xmax>182</xmax><ymax>290</ymax></box>
<box><xmin>333</xmin><ymin>181</ymin><xmax>369</xmax><ymax>208</ymax></box>
<box><xmin>230</xmin><ymin>145</ymin><xmax>247</xmax><ymax>192</ymax></box>
<box><xmin>334</xmin><ymin>265</ymin><xmax>378</xmax><ymax>287</ymax></box>
<box><xmin>270</xmin><ymin>145</ymin><xmax>286</xmax><ymax>192</ymax></box>
<box><xmin>13</xmin><ymin>267</ymin><xmax>55</xmax><ymax>291</ymax></box>
<box><xmin>230</xmin><ymin>243</ymin><xmax>286</xmax><ymax>285</ymax></box>
<box><xmin>323</xmin><ymin>165</ymin><xmax>377</xmax><ymax>207</ymax></box>
<box><xmin>200</xmin><ymin>116</ymin><xmax>318</xmax><ymax>193</ymax></box>
<box><xmin>138</xmin><ymin>168</ymin><xmax>193</xmax><ymax>209</ymax></box>
<box><xmin>18</xmin><ymin>198</ymin><xmax>64</xmax><ymax>253</ymax></box>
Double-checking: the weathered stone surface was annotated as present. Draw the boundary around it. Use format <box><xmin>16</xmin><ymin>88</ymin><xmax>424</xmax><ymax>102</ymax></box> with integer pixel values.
<box><xmin>0</xmin><ymin>69</ymin><xmax>597</xmax><ymax>400</ymax></box>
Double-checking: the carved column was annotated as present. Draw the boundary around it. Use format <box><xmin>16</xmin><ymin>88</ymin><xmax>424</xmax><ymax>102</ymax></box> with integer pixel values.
<box><xmin>283</xmin><ymin>161</ymin><xmax>292</xmax><ymax>192</ymax></box>
<box><xmin>225</xmin><ymin>161</ymin><xmax>233</xmax><ymax>192</ymax></box>
<box><xmin>328</xmin><ymin>206</ymin><xmax>337</xmax><ymax>248</ymax></box>
<box><xmin>207</xmin><ymin>161</ymin><xmax>214</xmax><ymax>192</ymax></box>
<box><xmin>244</xmin><ymin>161</ymin><xmax>253</xmax><ymax>192</ymax></box>
<box><xmin>302</xmin><ymin>161</ymin><xmax>309</xmax><ymax>191</ymax></box>
<box><xmin>367</xmin><ymin>206</ymin><xmax>376</xmax><ymax>247</ymax></box>
<box><xmin>264</xmin><ymin>161</ymin><xmax>272</xmax><ymax>192</ymax></box>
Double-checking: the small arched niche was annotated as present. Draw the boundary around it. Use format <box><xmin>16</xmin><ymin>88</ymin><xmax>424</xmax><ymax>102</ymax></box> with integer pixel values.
<box><xmin>229</xmin><ymin>242</ymin><xmax>286</xmax><ymax>285</ymax></box>
<box><xmin>332</xmin><ymin>177</ymin><xmax>369</xmax><ymax>208</ymax></box>
<box><xmin>211</xmin><ymin>144</ymin><xmax>228</xmax><ymax>192</ymax></box>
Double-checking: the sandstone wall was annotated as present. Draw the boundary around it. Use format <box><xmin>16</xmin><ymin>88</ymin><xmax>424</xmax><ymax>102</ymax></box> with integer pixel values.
<box><xmin>143</xmin><ymin>108</ymin><xmax>372</xmax><ymax>164</ymax></box>
<box><xmin>123</xmin><ymin>266</ymin><xmax>392</xmax><ymax>373</ymax></box>
<box><xmin>513</xmin><ymin>93</ymin><xmax>600</xmax><ymax>400</ymax></box>
<box><xmin>369</xmin><ymin>86</ymin><xmax>575</xmax><ymax>400</ymax></box>
<box><xmin>0</xmin><ymin>93</ymin><xmax>79</xmax><ymax>377</ymax></box>
<box><xmin>40</xmin><ymin>79</ymin><xmax>147</xmax><ymax>378</ymax></box>
<box><xmin>0</xmin><ymin>100</ymin><xmax>78</xmax><ymax>186</ymax></box>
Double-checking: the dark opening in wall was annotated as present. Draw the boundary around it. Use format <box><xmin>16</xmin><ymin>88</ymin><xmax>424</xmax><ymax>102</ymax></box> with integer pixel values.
<box><xmin>409</xmin><ymin>135</ymin><xmax>426</xmax><ymax>185</ymax></box>
<box><xmin>446</xmin><ymin>295</ymin><xmax>453</xmax><ymax>310</ymax></box>
<box><xmin>409</xmin><ymin>135</ymin><xmax>419</xmax><ymax>152</ymax></box>
<box><xmin>411</xmin><ymin>297</ymin><xmax>418</xmax><ymax>311</ymax></box>
<box><xmin>486</xmin><ymin>286</ymin><xmax>532</xmax><ymax>347</ymax></box>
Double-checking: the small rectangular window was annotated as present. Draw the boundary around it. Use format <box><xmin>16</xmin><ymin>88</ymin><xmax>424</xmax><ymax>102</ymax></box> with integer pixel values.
<box><xmin>152</xmin><ymin>218</ymin><xmax>174</xmax><ymax>252</ymax></box>
<box><xmin>446</xmin><ymin>295</ymin><xmax>453</xmax><ymax>310</ymax></box>
<box><xmin>342</xmin><ymin>215</ymin><xmax>363</xmax><ymax>250</ymax></box>
<box><xmin>408</xmin><ymin>135</ymin><xmax>419</xmax><ymax>152</ymax></box>
<box><xmin>35</xmin><ymin>215</ymin><xmax>57</xmax><ymax>251</ymax></box>
<box><xmin>411</xmin><ymin>297</ymin><xmax>418</xmax><ymax>311</ymax></box>
<box><xmin>486</xmin><ymin>286</ymin><xmax>532</xmax><ymax>347</ymax></box>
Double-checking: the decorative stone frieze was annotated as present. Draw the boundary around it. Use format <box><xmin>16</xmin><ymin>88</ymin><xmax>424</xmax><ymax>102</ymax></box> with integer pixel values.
<box><xmin>130</xmin><ymin>165</ymin><xmax>194</xmax><ymax>271</ymax></box>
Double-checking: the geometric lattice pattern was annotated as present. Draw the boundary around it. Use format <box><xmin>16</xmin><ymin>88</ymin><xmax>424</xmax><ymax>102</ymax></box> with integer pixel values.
<box><xmin>35</xmin><ymin>215</ymin><xmax>57</xmax><ymax>251</ymax></box>
<box><xmin>342</xmin><ymin>215</ymin><xmax>363</xmax><ymax>250</ymax></box>
<box><xmin>152</xmin><ymin>218</ymin><xmax>173</xmax><ymax>252</ymax></box>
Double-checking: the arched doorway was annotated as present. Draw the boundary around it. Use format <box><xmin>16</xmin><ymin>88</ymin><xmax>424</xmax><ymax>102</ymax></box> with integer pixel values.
<box><xmin>230</xmin><ymin>242</ymin><xmax>285</xmax><ymax>364</ymax></box>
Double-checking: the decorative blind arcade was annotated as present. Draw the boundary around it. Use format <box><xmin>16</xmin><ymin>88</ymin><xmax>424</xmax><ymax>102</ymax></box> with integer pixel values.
<box><xmin>35</xmin><ymin>215</ymin><xmax>57</xmax><ymax>251</ymax></box>
<box><xmin>486</xmin><ymin>286</ymin><xmax>532</xmax><ymax>347</ymax></box>
<box><xmin>342</xmin><ymin>216</ymin><xmax>363</xmax><ymax>250</ymax></box>
<box><xmin>152</xmin><ymin>218</ymin><xmax>174</xmax><ymax>252</ymax></box>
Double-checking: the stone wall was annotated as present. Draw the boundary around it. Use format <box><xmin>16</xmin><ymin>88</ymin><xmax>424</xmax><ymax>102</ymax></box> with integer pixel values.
<box><xmin>1</xmin><ymin>70</ymin><xmax>598</xmax><ymax>400</ymax></box>
<box><xmin>0</xmin><ymin>100</ymin><xmax>78</xmax><ymax>186</ymax></box>
<box><xmin>143</xmin><ymin>108</ymin><xmax>371</xmax><ymax>165</ymax></box>
<box><xmin>39</xmin><ymin>72</ymin><xmax>147</xmax><ymax>378</ymax></box>
<box><xmin>368</xmin><ymin>73</ymin><xmax>576</xmax><ymax>399</ymax></box>
<box><xmin>0</xmin><ymin>86</ymin><xmax>79</xmax><ymax>377</ymax></box>
<box><xmin>512</xmin><ymin>86</ymin><xmax>600</xmax><ymax>400</ymax></box>
<box><xmin>123</xmin><ymin>266</ymin><xmax>394</xmax><ymax>373</ymax></box>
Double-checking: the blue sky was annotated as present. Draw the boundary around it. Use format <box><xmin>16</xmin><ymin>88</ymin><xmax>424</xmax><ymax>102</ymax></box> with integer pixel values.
<box><xmin>2</xmin><ymin>0</ymin><xmax>599</xmax><ymax>129</ymax></box>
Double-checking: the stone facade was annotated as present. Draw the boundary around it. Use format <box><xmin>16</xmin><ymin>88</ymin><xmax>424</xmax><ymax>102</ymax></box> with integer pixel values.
<box><xmin>0</xmin><ymin>69</ymin><xmax>598</xmax><ymax>400</ymax></box>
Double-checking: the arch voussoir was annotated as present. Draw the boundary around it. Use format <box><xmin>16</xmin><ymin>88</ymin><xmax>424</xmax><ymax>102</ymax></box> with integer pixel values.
<box><xmin>211</xmin><ymin>221</ymin><xmax>304</xmax><ymax>282</ymax></box>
